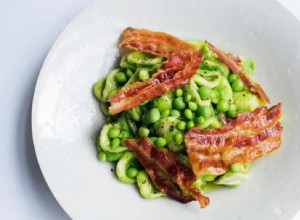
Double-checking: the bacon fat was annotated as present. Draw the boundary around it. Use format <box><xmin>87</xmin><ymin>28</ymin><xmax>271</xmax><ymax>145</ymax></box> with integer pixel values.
<box><xmin>124</xmin><ymin>137</ymin><xmax>210</xmax><ymax>208</ymax></box>
<box><xmin>185</xmin><ymin>103</ymin><xmax>282</xmax><ymax>176</ymax></box>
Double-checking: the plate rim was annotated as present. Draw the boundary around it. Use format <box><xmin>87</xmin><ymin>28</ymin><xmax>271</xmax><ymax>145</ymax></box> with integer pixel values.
<box><xmin>31</xmin><ymin>2</ymin><xmax>96</xmax><ymax>218</ymax></box>
<box><xmin>31</xmin><ymin>0</ymin><xmax>300</xmax><ymax>219</ymax></box>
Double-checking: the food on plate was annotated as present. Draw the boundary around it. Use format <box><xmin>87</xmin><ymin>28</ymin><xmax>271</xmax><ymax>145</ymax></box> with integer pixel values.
<box><xmin>185</xmin><ymin>104</ymin><xmax>282</xmax><ymax>177</ymax></box>
<box><xmin>93</xmin><ymin>28</ymin><xmax>283</xmax><ymax>208</ymax></box>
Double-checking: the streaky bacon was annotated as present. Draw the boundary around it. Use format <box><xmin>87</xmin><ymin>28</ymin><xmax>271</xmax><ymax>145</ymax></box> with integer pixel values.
<box><xmin>207</xmin><ymin>42</ymin><xmax>270</xmax><ymax>104</ymax></box>
<box><xmin>109</xmin><ymin>50</ymin><xmax>201</xmax><ymax>115</ymax></box>
<box><xmin>185</xmin><ymin>103</ymin><xmax>282</xmax><ymax>176</ymax></box>
<box><xmin>119</xmin><ymin>27</ymin><xmax>196</xmax><ymax>57</ymax></box>
<box><xmin>124</xmin><ymin>137</ymin><xmax>210</xmax><ymax>208</ymax></box>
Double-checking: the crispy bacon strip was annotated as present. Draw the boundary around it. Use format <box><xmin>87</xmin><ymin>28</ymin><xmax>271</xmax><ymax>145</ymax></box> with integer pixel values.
<box><xmin>109</xmin><ymin>50</ymin><xmax>201</xmax><ymax>115</ymax></box>
<box><xmin>185</xmin><ymin>103</ymin><xmax>282</xmax><ymax>176</ymax></box>
<box><xmin>119</xmin><ymin>27</ymin><xmax>196</xmax><ymax>57</ymax></box>
<box><xmin>124</xmin><ymin>137</ymin><xmax>209</xmax><ymax>208</ymax></box>
<box><xmin>207</xmin><ymin>42</ymin><xmax>270</xmax><ymax>104</ymax></box>
<box><xmin>108</xmin><ymin>28</ymin><xmax>201</xmax><ymax>115</ymax></box>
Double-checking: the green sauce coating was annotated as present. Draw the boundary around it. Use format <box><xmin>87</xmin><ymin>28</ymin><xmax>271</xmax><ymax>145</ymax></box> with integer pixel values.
<box><xmin>98</xmin><ymin>124</ymin><xmax>127</xmax><ymax>153</ymax></box>
<box><xmin>93</xmin><ymin>79</ymin><xmax>106</xmax><ymax>101</ymax></box>
<box><xmin>116</xmin><ymin>152</ymin><xmax>138</xmax><ymax>184</ymax></box>
<box><xmin>233</xmin><ymin>91</ymin><xmax>262</xmax><ymax>112</ymax></box>
<box><xmin>102</xmin><ymin>69</ymin><xmax>120</xmax><ymax>101</ymax></box>
<box><xmin>136</xmin><ymin>171</ymin><xmax>165</xmax><ymax>199</ymax></box>
<box><xmin>127</xmin><ymin>52</ymin><xmax>163</xmax><ymax>66</ymax></box>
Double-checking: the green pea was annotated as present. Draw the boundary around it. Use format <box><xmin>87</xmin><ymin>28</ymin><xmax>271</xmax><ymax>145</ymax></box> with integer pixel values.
<box><xmin>198</xmin><ymin>87</ymin><xmax>211</xmax><ymax>100</ymax></box>
<box><xmin>184</xmin><ymin>109</ymin><xmax>193</xmax><ymax>120</ymax></box>
<box><xmin>231</xmin><ymin>163</ymin><xmax>242</xmax><ymax>173</ymax></box>
<box><xmin>116</xmin><ymin>72</ymin><xmax>127</xmax><ymax>84</ymax></box>
<box><xmin>174</xmin><ymin>133</ymin><xmax>183</xmax><ymax>144</ymax></box>
<box><xmin>156</xmin><ymin>95</ymin><xmax>172</xmax><ymax>110</ymax></box>
<box><xmin>108</xmin><ymin>127</ymin><xmax>120</xmax><ymax>139</ymax></box>
<box><xmin>228</xmin><ymin>73</ymin><xmax>238</xmax><ymax>83</ymax></box>
<box><xmin>195</xmin><ymin>116</ymin><xmax>205</xmax><ymax>125</ymax></box>
<box><xmin>217</xmin><ymin>100</ymin><xmax>229</xmax><ymax>112</ymax></box>
<box><xmin>175</xmin><ymin>88</ymin><xmax>183</xmax><ymax>97</ymax></box>
<box><xmin>156</xmin><ymin>137</ymin><xmax>167</xmax><ymax>147</ymax></box>
<box><xmin>197</xmin><ymin>106</ymin><xmax>212</xmax><ymax>118</ymax></box>
<box><xmin>126</xmin><ymin>69</ymin><xmax>133</xmax><ymax>78</ymax></box>
<box><xmin>170</xmin><ymin>109</ymin><xmax>181</xmax><ymax>118</ymax></box>
<box><xmin>177</xmin><ymin>121</ymin><xmax>186</xmax><ymax>131</ymax></box>
<box><xmin>183</xmin><ymin>94</ymin><xmax>192</xmax><ymax>103</ymax></box>
<box><xmin>227</xmin><ymin>104</ymin><xmax>237</xmax><ymax>118</ymax></box>
<box><xmin>161</xmin><ymin>109</ymin><xmax>170</xmax><ymax>118</ymax></box>
<box><xmin>187</xmin><ymin>121</ymin><xmax>195</xmax><ymax>129</ymax></box>
<box><xmin>147</xmin><ymin>108</ymin><xmax>161</xmax><ymax>123</ymax></box>
<box><xmin>173</xmin><ymin>97</ymin><xmax>186</xmax><ymax>110</ymax></box>
<box><xmin>138</xmin><ymin>127</ymin><xmax>150</xmax><ymax>137</ymax></box>
<box><xmin>120</xmin><ymin>131</ymin><xmax>131</xmax><ymax>139</ymax></box>
<box><xmin>150</xmin><ymin>137</ymin><xmax>158</xmax><ymax>143</ymax></box>
<box><xmin>188</xmin><ymin>101</ymin><xmax>198</xmax><ymax>111</ymax></box>
<box><xmin>139</xmin><ymin>69</ymin><xmax>150</xmax><ymax>81</ymax></box>
<box><xmin>232</xmin><ymin>79</ymin><xmax>244</xmax><ymax>92</ymax></box>
<box><xmin>106</xmin><ymin>152</ymin><xmax>124</xmax><ymax>161</ymax></box>
<box><xmin>111</xmin><ymin>138</ymin><xmax>121</xmax><ymax>148</ymax></box>
<box><xmin>98</xmin><ymin>151</ymin><xmax>107</xmax><ymax>161</ymax></box>
<box><xmin>126</xmin><ymin>167</ymin><xmax>139</xmax><ymax>178</ymax></box>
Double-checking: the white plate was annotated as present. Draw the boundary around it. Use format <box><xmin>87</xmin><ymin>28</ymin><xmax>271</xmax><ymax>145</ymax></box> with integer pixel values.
<box><xmin>32</xmin><ymin>0</ymin><xmax>300</xmax><ymax>219</ymax></box>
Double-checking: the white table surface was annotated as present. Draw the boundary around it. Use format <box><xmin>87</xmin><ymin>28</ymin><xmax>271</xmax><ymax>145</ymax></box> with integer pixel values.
<box><xmin>0</xmin><ymin>0</ymin><xmax>299</xmax><ymax>219</ymax></box>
